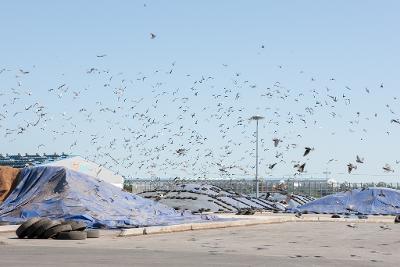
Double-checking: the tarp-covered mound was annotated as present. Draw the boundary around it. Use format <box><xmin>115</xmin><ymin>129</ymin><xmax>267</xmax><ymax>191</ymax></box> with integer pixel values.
<box><xmin>0</xmin><ymin>166</ymin><xmax>212</xmax><ymax>228</ymax></box>
<box><xmin>260</xmin><ymin>192</ymin><xmax>316</xmax><ymax>210</ymax></box>
<box><xmin>140</xmin><ymin>183</ymin><xmax>284</xmax><ymax>212</ymax></box>
<box><xmin>295</xmin><ymin>187</ymin><xmax>400</xmax><ymax>215</ymax></box>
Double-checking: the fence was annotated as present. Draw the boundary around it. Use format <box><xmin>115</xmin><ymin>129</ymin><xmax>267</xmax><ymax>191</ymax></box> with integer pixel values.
<box><xmin>279</xmin><ymin>180</ymin><xmax>400</xmax><ymax>198</ymax></box>
<box><xmin>124</xmin><ymin>178</ymin><xmax>400</xmax><ymax>198</ymax></box>
<box><xmin>125</xmin><ymin>179</ymin><xmax>259</xmax><ymax>195</ymax></box>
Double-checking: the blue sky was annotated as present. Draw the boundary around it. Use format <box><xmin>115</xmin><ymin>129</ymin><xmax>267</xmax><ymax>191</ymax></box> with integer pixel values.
<box><xmin>0</xmin><ymin>1</ymin><xmax>399</xmax><ymax>182</ymax></box>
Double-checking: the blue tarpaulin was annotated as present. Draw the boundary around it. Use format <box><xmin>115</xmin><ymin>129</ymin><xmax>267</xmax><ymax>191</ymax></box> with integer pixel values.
<box><xmin>0</xmin><ymin>166</ymin><xmax>211</xmax><ymax>228</ymax></box>
<box><xmin>294</xmin><ymin>187</ymin><xmax>400</xmax><ymax>215</ymax></box>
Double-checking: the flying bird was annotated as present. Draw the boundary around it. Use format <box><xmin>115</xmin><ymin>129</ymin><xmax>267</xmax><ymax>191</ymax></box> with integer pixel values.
<box><xmin>19</xmin><ymin>69</ymin><xmax>29</xmax><ymax>74</ymax></box>
<box><xmin>176</xmin><ymin>148</ymin><xmax>187</xmax><ymax>156</ymax></box>
<box><xmin>268</xmin><ymin>163</ymin><xmax>277</xmax><ymax>169</ymax></box>
<box><xmin>382</xmin><ymin>164</ymin><xmax>394</xmax><ymax>172</ymax></box>
<box><xmin>272</xmin><ymin>138</ymin><xmax>282</xmax><ymax>148</ymax></box>
<box><xmin>303</xmin><ymin>147</ymin><xmax>314</xmax><ymax>157</ymax></box>
<box><xmin>356</xmin><ymin>155</ymin><xmax>364</xmax><ymax>164</ymax></box>
<box><xmin>294</xmin><ymin>163</ymin><xmax>306</xmax><ymax>173</ymax></box>
<box><xmin>347</xmin><ymin>163</ymin><xmax>357</xmax><ymax>174</ymax></box>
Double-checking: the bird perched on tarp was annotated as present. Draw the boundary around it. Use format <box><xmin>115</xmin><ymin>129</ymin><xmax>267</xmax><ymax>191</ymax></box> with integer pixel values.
<box><xmin>347</xmin><ymin>163</ymin><xmax>357</xmax><ymax>174</ymax></box>
<box><xmin>303</xmin><ymin>147</ymin><xmax>314</xmax><ymax>157</ymax></box>
<box><xmin>378</xmin><ymin>190</ymin><xmax>386</xmax><ymax>197</ymax></box>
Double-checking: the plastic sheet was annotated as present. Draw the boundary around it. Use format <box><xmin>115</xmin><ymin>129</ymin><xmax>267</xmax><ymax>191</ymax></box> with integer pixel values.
<box><xmin>294</xmin><ymin>187</ymin><xmax>400</xmax><ymax>215</ymax></box>
<box><xmin>143</xmin><ymin>183</ymin><xmax>285</xmax><ymax>211</ymax></box>
<box><xmin>0</xmin><ymin>166</ymin><xmax>212</xmax><ymax>228</ymax></box>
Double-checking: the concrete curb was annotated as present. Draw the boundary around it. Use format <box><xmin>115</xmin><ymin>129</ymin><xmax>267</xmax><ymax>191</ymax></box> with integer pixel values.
<box><xmin>0</xmin><ymin>225</ymin><xmax>19</xmax><ymax>233</ymax></box>
<box><xmin>118</xmin><ymin>215</ymin><xmax>396</xmax><ymax>237</ymax></box>
<box><xmin>144</xmin><ymin>223</ymin><xmax>192</xmax><ymax>235</ymax></box>
<box><xmin>2</xmin><ymin>216</ymin><xmax>393</xmax><ymax>237</ymax></box>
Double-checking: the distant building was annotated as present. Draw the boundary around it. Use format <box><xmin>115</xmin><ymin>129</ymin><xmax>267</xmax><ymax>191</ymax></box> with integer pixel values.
<box><xmin>0</xmin><ymin>153</ymin><xmax>69</xmax><ymax>168</ymax></box>
<box><xmin>0</xmin><ymin>153</ymin><xmax>123</xmax><ymax>188</ymax></box>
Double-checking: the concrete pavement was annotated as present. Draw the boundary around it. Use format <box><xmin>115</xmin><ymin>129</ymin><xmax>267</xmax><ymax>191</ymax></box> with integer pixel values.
<box><xmin>0</xmin><ymin>220</ymin><xmax>398</xmax><ymax>266</ymax></box>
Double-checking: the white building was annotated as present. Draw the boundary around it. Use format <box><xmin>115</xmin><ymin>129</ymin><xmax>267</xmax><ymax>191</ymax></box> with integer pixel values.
<box><xmin>46</xmin><ymin>156</ymin><xmax>124</xmax><ymax>188</ymax></box>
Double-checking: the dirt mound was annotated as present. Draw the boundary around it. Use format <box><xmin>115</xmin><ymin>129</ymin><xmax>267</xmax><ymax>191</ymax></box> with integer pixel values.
<box><xmin>0</xmin><ymin>166</ymin><xmax>20</xmax><ymax>202</ymax></box>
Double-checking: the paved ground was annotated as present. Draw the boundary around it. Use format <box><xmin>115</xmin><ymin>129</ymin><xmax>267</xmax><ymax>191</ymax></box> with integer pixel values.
<box><xmin>0</xmin><ymin>221</ymin><xmax>399</xmax><ymax>266</ymax></box>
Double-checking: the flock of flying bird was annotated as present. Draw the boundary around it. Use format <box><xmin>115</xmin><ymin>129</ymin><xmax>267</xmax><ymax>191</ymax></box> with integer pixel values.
<box><xmin>0</xmin><ymin>59</ymin><xmax>399</xmax><ymax>180</ymax></box>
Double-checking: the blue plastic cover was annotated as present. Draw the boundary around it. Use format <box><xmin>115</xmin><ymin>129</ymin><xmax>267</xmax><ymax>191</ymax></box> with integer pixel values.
<box><xmin>294</xmin><ymin>187</ymin><xmax>400</xmax><ymax>215</ymax></box>
<box><xmin>0</xmin><ymin>166</ymin><xmax>213</xmax><ymax>228</ymax></box>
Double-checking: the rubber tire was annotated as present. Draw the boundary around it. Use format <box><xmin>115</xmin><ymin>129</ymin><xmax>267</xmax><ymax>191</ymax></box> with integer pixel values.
<box><xmin>36</xmin><ymin>220</ymin><xmax>62</xmax><ymax>239</ymax></box>
<box><xmin>86</xmin><ymin>229</ymin><xmax>100</xmax><ymax>238</ymax></box>
<box><xmin>63</xmin><ymin>220</ymin><xmax>87</xmax><ymax>231</ymax></box>
<box><xmin>27</xmin><ymin>218</ymin><xmax>52</xmax><ymax>239</ymax></box>
<box><xmin>395</xmin><ymin>215</ymin><xmax>400</xmax><ymax>223</ymax></box>
<box><xmin>56</xmin><ymin>231</ymin><xmax>87</xmax><ymax>240</ymax></box>
<box><xmin>16</xmin><ymin>217</ymin><xmax>41</xmax><ymax>238</ymax></box>
<box><xmin>42</xmin><ymin>224</ymin><xmax>72</xmax><ymax>239</ymax></box>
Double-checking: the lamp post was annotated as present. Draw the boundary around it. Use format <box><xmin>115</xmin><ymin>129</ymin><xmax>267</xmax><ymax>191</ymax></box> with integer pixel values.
<box><xmin>250</xmin><ymin>115</ymin><xmax>264</xmax><ymax>198</ymax></box>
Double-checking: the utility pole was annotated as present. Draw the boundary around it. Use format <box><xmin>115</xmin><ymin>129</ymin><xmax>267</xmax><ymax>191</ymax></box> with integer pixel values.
<box><xmin>250</xmin><ymin>115</ymin><xmax>264</xmax><ymax>198</ymax></box>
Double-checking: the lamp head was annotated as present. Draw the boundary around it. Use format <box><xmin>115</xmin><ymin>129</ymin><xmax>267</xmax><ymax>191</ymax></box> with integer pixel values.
<box><xmin>250</xmin><ymin>115</ymin><xmax>265</xmax><ymax>121</ymax></box>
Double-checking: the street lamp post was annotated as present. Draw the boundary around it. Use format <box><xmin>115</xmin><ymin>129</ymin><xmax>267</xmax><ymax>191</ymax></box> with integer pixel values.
<box><xmin>250</xmin><ymin>115</ymin><xmax>265</xmax><ymax>198</ymax></box>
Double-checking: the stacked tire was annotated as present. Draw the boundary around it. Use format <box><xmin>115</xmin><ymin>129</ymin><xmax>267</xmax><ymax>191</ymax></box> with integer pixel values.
<box><xmin>235</xmin><ymin>208</ymin><xmax>256</xmax><ymax>215</ymax></box>
<box><xmin>16</xmin><ymin>218</ymin><xmax>100</xmax><ymax>240</ymax></box>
